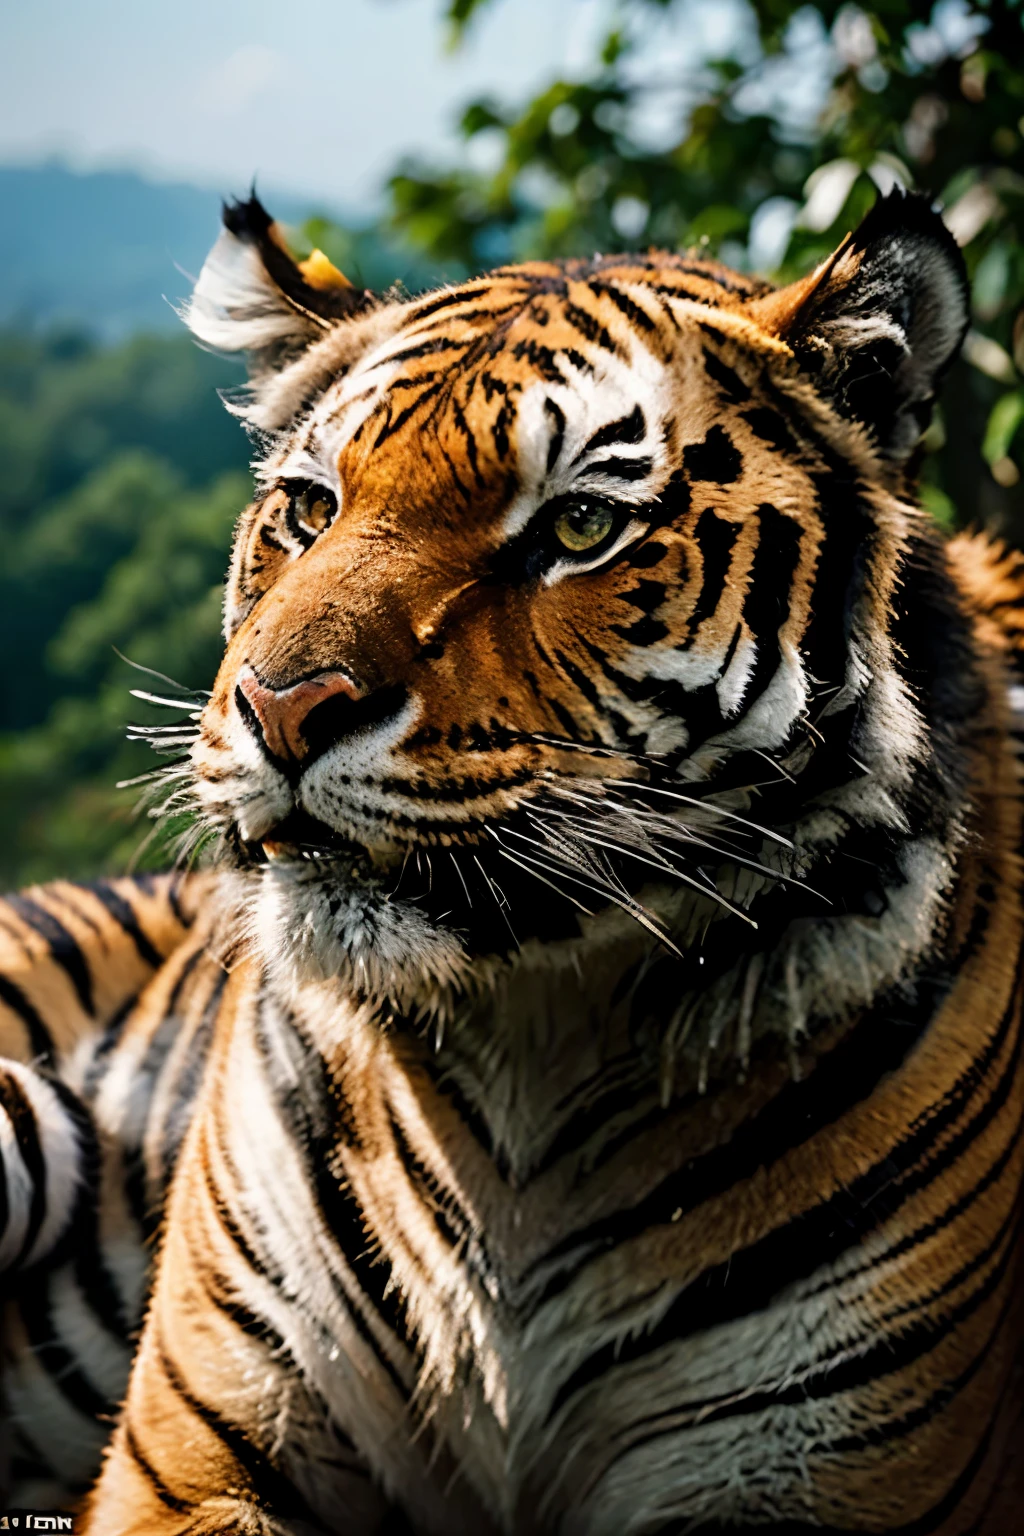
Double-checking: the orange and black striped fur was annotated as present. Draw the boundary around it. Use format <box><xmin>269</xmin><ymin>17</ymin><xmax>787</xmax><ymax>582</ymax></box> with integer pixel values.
<box><xmin>2</xmin><ymin>190</ymin><xmax>1023</xmax><ymax>1532</ymax></box>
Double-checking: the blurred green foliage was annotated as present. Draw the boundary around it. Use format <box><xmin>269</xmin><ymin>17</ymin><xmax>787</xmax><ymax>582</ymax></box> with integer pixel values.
<box><xmin>0</xmin><ymin>330</ymin><xmax>249</xmax><ymax>884</ymax></box>
<box><xmin>4</xmin><ymin>0</ymin><xmax>1024</xmax><ymax>888</ymax></box>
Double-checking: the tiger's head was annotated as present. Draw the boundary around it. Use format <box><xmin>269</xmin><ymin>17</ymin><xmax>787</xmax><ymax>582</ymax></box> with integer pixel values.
<box><xmin>183</xmin><ymin>192</ymin><xmax>974</xmax><ymax>1037</ymax></box>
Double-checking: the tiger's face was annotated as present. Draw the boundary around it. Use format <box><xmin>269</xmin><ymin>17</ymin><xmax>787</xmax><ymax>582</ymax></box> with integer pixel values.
<box><xmin>186</xmin><ymin>195</ymin><xmax>968</xmax><ymax>1008</ymax></box>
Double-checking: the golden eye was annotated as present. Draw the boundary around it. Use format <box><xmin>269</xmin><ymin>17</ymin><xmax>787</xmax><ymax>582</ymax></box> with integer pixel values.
<box><xmin>553</xmin><ymin>499</ymin><xmax>616</xmax><ymax>552</ymax></box>
<box><xmin>295</xmin><ymin>486</ymin><xmax>337</xmax><ymax>536</ymax></box>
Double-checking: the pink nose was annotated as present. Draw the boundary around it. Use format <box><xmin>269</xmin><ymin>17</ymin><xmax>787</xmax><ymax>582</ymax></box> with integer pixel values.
<box><xmin>236</xmin><ymin>666</ymin><xmax>363</xmax><ymax>761</ymax></box>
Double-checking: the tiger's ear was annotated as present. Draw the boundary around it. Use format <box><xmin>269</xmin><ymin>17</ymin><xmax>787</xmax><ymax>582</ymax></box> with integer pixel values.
<box><xmin>751</xmin><ymin>191</ymin><xmax>968</xmax><ymax>470</ymax></box>
<box><xmin>184</xmin><ymin>195</ymin><xmax>373</xmax><ymax>374</ymax></box>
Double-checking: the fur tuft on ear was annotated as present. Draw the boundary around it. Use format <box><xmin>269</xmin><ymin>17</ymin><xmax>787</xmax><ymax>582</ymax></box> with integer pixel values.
<box><xmin>753</xmin><ymin>190</ymin><xmax>969</xmax><ymax>472</ymax></box>
<box><xmin>184</xmin><ymin>195</ymin><xmax>373</xmax><ymax>375</ymax></box>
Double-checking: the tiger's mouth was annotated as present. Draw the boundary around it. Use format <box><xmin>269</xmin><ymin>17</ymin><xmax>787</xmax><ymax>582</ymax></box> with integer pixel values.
<box><xmin>228</xmin><ymin>771</ymin><xmax>788</xmax><ymax>971</ymax></box>
<box><xmin>241</xmin><ymin>810</ymin><xmax>404</xmax><ymax>876</ymax></box>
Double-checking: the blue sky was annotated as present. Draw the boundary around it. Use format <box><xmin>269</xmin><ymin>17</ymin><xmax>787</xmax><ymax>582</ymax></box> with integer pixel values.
<box><xmin>0</xmin><ymin>0</ymin><xmax>615</xmax><ymax>211</ymax></box>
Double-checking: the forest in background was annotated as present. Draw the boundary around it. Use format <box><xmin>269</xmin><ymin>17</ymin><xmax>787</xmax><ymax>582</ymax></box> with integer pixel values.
<box><xmin>2</xmin><ymin>0</ymin><xmax>1022</xmax><ymax>888</ymax></box>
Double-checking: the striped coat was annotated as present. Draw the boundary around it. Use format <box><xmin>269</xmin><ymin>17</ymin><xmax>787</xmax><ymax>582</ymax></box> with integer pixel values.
<box><xmin>2</xmin><ymin>190</ymin><xmax>1023</xmax><ymax>1532</ymax></box>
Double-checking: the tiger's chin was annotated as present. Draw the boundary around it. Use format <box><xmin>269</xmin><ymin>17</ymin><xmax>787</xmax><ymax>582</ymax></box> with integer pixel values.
<box><xmin>241</xmin><ymin>854</ymin><xmax>476</xmax><ymax>1011</ymax></box>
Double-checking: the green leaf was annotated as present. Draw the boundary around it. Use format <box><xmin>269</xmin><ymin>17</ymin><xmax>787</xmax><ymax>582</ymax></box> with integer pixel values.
<box><xmin>982</xmin><ymin>391</ymin><xmax>1024</xmax><ymax>466</ymax></box>
<box><xmin>918</xmin><ymin>481</ymin><xmax>958</xmax><ymax>532</ymax></box>
<box><xmin>445</xmin><ymin>0</ymin><xmax>492</xmax><ymax>39</ymax></box>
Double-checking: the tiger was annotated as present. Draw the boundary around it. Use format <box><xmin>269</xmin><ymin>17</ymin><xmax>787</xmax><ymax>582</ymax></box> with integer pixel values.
<box><xmin>1</xmin><ymin>186</ymin><xmax>1023</xmax><ymax>1534</ymax></box>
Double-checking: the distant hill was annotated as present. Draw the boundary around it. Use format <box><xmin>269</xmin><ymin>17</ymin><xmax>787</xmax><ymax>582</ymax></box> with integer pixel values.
<box><xmin>0</xmin><ymin>162</ymin><xmax>443</xmax><ymax>339</ymax></box>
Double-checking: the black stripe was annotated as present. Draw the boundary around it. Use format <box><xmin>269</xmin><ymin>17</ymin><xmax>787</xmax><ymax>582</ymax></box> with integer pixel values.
<box><xmin>205</xmin><ymin>1108</ymin><xmax>410</xmax><ymax>1400</ymax></box>
<box><xmin>651</xmin><ymin>264</ymin><xmax>757</xmax><ymax>295</ymax></box>
<box><xmin>736</xmin><ymin>502</ymin><xmax>804</xmax><ymax>708</ymax></box>
<box><xmin>545</xmin><ymin>397</ymin><xmax>566</xmax><ymax>474</ymax></box>
<box><xmin>682</xmin><ymin>425</ymin><xmax>742</xmax><ymax>485</ymax></box>
<box><xmin>829</xmin><ymin>1248</ymin><xmax>1019</xmax><ymax>1452</ymax></box>
<box><xmin>611</xmin><ymin>614</ymin><xmax>669</xmax><ymax>647</ymax></box>
<box><xmin>202</xmin><ymin>1258</ymin><xmax>292</xmax><ymax>1359</ymax></box>
<box><xmin>122</xmin><ymin>1146</ymin><xmax>152</xmax><ymax>1237</ymax></box>
<box><xmin>511</xmin><ymin>337</ymin><xmax>566</xmax><ymax>383</ymax></box>
<box><xmin>450</xmin><ymin>396</ymin><xmax>484</xmax><ymax>488</ymax></box>
<box><xmin>621</xmin><ymin>579</ymin><xmax>666</xmax><ymax>613</ymax></box>
<box><xmin>559</xmin><ymin>347</ymin><xmax>595</xmax><ymax>376</ymax></box>
<box><xmin>156</xmin><ymin>1332</ymin><xmax>320</xmax><ymax>1523</ymax></box>
<box><xmin>678</xmin><ymin>508</ymin><xmax>740</xmax><ymax>648</ymax></box>
<box><xmin>202</xmin><ymin>1153</ymin><xmax>267</xmax><ymax>1278</ymax></box>
<box><xmin>18</xmin><ymin>1279</ymin><xmax>113</xmax><ymax>1417</ymax></box>
<box><xmin>82</xmin><ymin>993</ymin><xmax>139</xmax><ymax>1096</ymax></box>
<box><xmin>0</xmin><ymin>1070</ymin><xmax>49</xmax><ymax>1267</ymax></box>
<box><xmin>122</xmin><ymin>947</ymin><xmax>209</xmax><ymax>1234</ymax></box>
<box><xmin>406</xmin><ymin>286</ymin><xmax>495</xmax><ymax>322</ymax></box>
<box><xmin>415</xmin><ymin>302</ymin><xmax>523</xmax><ymax>329</ymax></box>
<box><xmin>591</xmin><ymin>284</ymin><xmax>657</xmax><ymax>332</ymax></box>
<box><xmin>6</xmin><ymin>895</ymin><xmax>94</xmax><ymax>1017</ymax></box>
<box><xmin>436</xmin><ymin>436</ymin><xmax>472</xmax><ymax>502</ymax></box>
<box><xmin>414</xmin><ymin>1052</ymin><xmax>501</xmax><ymax>1172</ymax></box>
<box><xmin>547</xmin><ymin>646</ymin><xmax>620</xmax><ymax>724</ymax></box>
<box><xmin>84</xmin><ymin>880</ymin><xmax>163</xmax><ymax>969</ymax></box>
<box><xmin>166</xmin><ymin>874</ymin><xmax>190</xmax><ymax>927</ymax></box>
<box><xmin>387</xmin><ymin>1106</ymin><xmax>470</xmax><ymax>1256</ymax></box>
<box><xmin>202</xmin><ymin>1263</ymin><xmax>361</xmax><ymax>1457</ymax></box>
<box><xmin>374</xmin><ymin>380</ymin><xmax>444</xmax><ymax>446</ymax></box>
<box><xmin>742</xmin><ymin>406</ymin><xmax>799</xmax><ymax>454</ymax></box>
<box><xmin>547</xmin><ymin>694</ymin><xmax>586</xmax><ymax>741</ymax></box>
<box><xmin>124</xmin><ymin>1422</ymin><xmax>190</xmax><ymax>1513</ymax></box>
<box><xmin>0</xmin><ymin>973</ymin><xmax>55</xmax><ymax>1062</ymax></box>
<box><xmin>701</xmin><ymin>344</ymin><xmax>751</xmax><ymax>402</ymax></box>
<box><xmin>564</xmin><ymin>301</ymin><xmax>618</xmax><ymax>354</ymax></box>
<box><xmin>36</xmin><ymin>1073</ymin><xmax>128</xmax><ymax>1338</ymax></box>
<box><xmin>579</xmin><ymin>404</ymin><xmax>646</xmax><ymax>460</ymax></box>
<box><xmin>584</xmin><ymin>454</ymin><xmax>653</xmax><ymax>481</ymax></box>
<box><xmin>804</xmin><ymin>1084</ymin><xmax>1024</xmax><ymax>1303</ymax></box>
<box><xmin>379</xmin><ymin>337</ymin><xmax>469</xmax><ymax>370</ymax></box>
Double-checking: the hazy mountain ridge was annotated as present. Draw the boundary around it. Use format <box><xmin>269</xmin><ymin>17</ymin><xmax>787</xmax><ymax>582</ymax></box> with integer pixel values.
<box><xmin>0</xmin><ymin>162</ymin><xmax>428</xmax><ymax>338</ymax></box>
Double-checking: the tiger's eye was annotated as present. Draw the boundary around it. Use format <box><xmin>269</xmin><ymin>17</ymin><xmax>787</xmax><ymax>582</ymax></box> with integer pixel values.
<box><xmin>297</xmin><ymin>488</ymin><xmax>336</xmax><ymax>534</ymax></box>
<box><xmin>553</xmin><ymin>499</ymin><xmax>615</xmax><ymax>552</ymax></box>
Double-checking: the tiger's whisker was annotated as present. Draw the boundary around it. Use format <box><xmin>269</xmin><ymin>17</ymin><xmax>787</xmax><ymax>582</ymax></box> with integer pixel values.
<box><xmin>449</xmin><ymin>852</ymin><xmax>474</xmax><ymax>912</ymax></box>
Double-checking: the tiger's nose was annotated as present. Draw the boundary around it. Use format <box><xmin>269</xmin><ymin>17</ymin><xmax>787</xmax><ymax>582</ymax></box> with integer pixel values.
<box><xmin>235</xmin><ymin>665</ymin><xmax>365</xmax><ymax>762</ymax></box>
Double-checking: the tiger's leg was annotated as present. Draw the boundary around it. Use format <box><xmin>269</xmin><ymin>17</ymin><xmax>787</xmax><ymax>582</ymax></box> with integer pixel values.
<box><xmin>81</xmin><ymin>1216</ymin><xmax>400</xmax><ymax>1536</ymax></box>
<box><xmin>82</xmin><ymin>1287</ymin><xmax>394</xmax><ymax>1536</ymax></box>
<box><xmin>81</xmin><ymin>967</ymin><xmax>404</xmax><ymax>1536</ymax></box>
